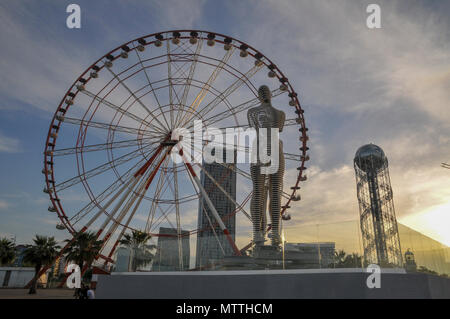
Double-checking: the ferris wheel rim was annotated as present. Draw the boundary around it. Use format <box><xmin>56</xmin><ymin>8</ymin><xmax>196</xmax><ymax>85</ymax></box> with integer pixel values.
<box><xmin>43</xmin><ymin>30</ymin><xmax>309</xmax><ymax>254</ymax></box>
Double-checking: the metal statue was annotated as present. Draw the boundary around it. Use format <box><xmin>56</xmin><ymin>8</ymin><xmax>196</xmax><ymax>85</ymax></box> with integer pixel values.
<box><xmin>247</xmin><ymin>85</ymin><xmax>285</xmax><ymax>247</ymax></box>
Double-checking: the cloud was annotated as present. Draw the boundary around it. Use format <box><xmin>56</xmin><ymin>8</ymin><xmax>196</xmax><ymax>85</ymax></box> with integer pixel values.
<box><xmin>215</xmin><ymin>0</ymin><xmax>450</xmax><ymax>245</ymax></box>
<box><xmin>131</xmin><ymin>0</ymin><xmax>207</xmax><ymax>30</ymax></box>
<box><xmin>0</xmin><ymin>0</ymin><xmax>449</xmax><ymax>247</ymax></box>
<box><xmin>0</xmin><ymin>200</ymin><xmax>10</xmax><ymax>210</ymax></box>
<box><xmin>0</xmin><ymin>132</ymin><xmax>21</xmax><ymax>153</ymax></box>
<box><xmin>233</xmin><ymin>1</ymin><xmax>450</xmax><ymax>122</ymax></box>
<box><xmin>0</xmin><ymin>2</ymin><xmax>102</xmax><ymax>113</ymax></box>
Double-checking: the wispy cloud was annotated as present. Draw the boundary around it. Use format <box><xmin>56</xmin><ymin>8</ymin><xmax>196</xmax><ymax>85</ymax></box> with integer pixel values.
<box><xmin>0</xmin><ymin>131</ymin><xmax>21</xmax><ymax>153</ymax></box>
<box><xmin>0</xmin><ymin>0</ymin><xmax>449</xmax><ymax>246</ymax></box>
<box><xmin>228</xmin><ymin>0</ymin><xmax>450</xmax><ymax>242</ymax></box>
<box><xmin>0</xmin><ymin>199</ymin><xmax>10</xmax><ymax>209</ymax></box>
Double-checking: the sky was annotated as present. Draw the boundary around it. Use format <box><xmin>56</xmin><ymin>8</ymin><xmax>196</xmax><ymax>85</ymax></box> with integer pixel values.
<box><xmin>0</xmin><ymin>0</ymin><xmax>449</xmax><ymax>254</ymax></box>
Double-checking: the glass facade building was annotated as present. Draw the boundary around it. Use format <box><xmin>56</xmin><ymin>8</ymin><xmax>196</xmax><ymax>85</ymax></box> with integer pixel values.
<box><xmin>195</xmin><ymin>158</ymin><xmax>237</xmax><ymax>269</ymax></box>
<box><xmin>153</xmin><ymin>227</ymin><xmax>190</xmax><ymax>271</ymax></box>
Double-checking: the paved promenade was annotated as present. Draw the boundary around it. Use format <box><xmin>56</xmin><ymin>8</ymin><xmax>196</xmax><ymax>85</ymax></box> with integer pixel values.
<box><xmin>0</xmin><ymin>288</ymin><xmax>75</xmax><ymax>299</ymax></box>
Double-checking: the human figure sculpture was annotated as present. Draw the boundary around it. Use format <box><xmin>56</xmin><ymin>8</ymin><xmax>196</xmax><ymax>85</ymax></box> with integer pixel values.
<box><xmin>247</xmin><ymin>85</ymin><xmax>285</xmax><ymax>248</ymax></box>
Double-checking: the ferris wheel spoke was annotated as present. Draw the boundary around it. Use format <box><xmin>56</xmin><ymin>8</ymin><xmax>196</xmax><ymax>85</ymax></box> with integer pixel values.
<box><xmin>104</xmin><ymin>67</ymin><xmax>169</xmax><ymax>133</ymax></box>
<box><xmin>113</xmin><ymin>149</ymin><xmax>171</xmax><ymax>240</ymax></box>
<box><xmin>136</xmin><ymin>147</ymin><xmax>174</xmax><ymax>235</ymax></box>
<box><xmin>148</xmin><ymin>202</ymin><xmax>173</xmax><ymax>232</ymax></box>
<box><xmin>96</xmin><ymin>174</ymin><xmax>143</xmax><ymax>239</ymax></box>
<box><xmin>212</xmin><ymin>161</ymin><xmax>295</xmax><ymax>200</ymax></box>
<box><xmin>154</xmin><ymin>200</ymin><xmax>178</xmax><ymax>233</ymax></box>
<box><xmin>167</xmin><ymin>40</ymin><xmax>175</xmax><ymax>129</ymax></box>
<box><xmin>174</xmin><ymin>38</ymin><xmax>203</xmax><ymax>129</ymax></box>
<box><xmin>177</xmin><ymin>47</ymin><xmax>236</xmax><ymax>128</ymax></box>
<box><xmin>78</xmin><ymin>88</ymin><xmax>166</xmax><ymax>135</ymax></box>
<box><xmin>191</xmin><ymin>142</ymin><xmax>293</xmax><ymax>200</ymax></box>
<box><xmin>148</xmin><ymin>173</ymin><xmax>179</xmax><ymax>233</ymax></box>
<box><xmin>132</xmin><ymin>42</ymin><xmax>172</xmax><ymax>131</ymax></box>
<box><xmin>145</xmin><ymin>169</ymin><xmax>190</xmax><ymax>233</ymax></box>
<box><xmin>191</xmin><ymin>64</ymin><xmax>263</xmax><ymax>123</ymax></box>
<box><xmin>198</xmin><ymin>88</ymin><xmax>284</xmax><ymax>129</ymax></box>
<box><xmin>70</xmin><ymin>151</ymin><xmax>152</xmax><ymax>227</ymax></box>
<box><xmin>104</xmin><ymin>183</ymin><xmax>148</xmax><ymax>264</ymax></box>
<box><xmin>86</xmin><ymin>145</ymin><xmax>169</xmax><ymax>238</ymax></box>
<box><xmin>172</xmin><ymin>160</ymin><xmax>184</xmax><ymax>270</ymax></box>
<box><xmin>79</xmin><ymin>175</ymin><xmax>137</xmax><ymax>233</ymax></box>
<box><xmin>201</xmin><ymin>138</ymin><xmax>303</xmax><ymax>163</ymax></box>
<box><xmin>215</xmin><ymin>117</ymin><xmax>301</xmax><ymax>132</ymax></box>
<box><xmin>145</xmin><ymin>155</ymin><xmax>171</xmax><ymax>232</ymax></box>
<box><xmin>202</xmin><ymin>204</ymin><xmax>227</xmax><ymax>257</ymax></box>
<box><xmin>166</xmin><ymin>44</ymin><xmax>188</xmax><ymax>130</ymax></box>
<box><xmin>56</xmin><ymin>116</ymin><xmax>160</xmax><ymax>138</ymax></box>
<box><xmin>55</xmin><ymin>144</ymin><xmax>155</xmax><ymax>192</ymax></box>
<box><xmin>150</xmin><ymin>160</ymin><xmax>197</xmax><ymax>232</ymax></box>
<box><xmin>198</xmin><ymin>162</ymin><xmax>251</xmax><ymax>221</ymax></box>
<box><xmin>99</xmin><ymin>167</ymin><xmax>153</xmax><ymax>250</ymax></box>
<box><xmin>178</xmin><ymin>147</ymin><xmax>242</xmax><ymax>256</ymax></box>
<box><xmin>51</xmin><ymin>137</ymin><xmax>156</xmax><ymax>157</ymax></box>
<box><xmin>181</xmin><ymin>156</ymin><xmax>230</xmax><ymax>257</ymax></box>
<box><xmin>70</xmin><ymin>145</ymin><xmax>166</xmax><ymax>230</ymax></box>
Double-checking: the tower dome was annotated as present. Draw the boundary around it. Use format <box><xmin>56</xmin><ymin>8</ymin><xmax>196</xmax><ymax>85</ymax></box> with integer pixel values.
<box><xmin>354</xmin><ymin>143</ymin><xmax>386</xmax><ymax>173</ymax></box>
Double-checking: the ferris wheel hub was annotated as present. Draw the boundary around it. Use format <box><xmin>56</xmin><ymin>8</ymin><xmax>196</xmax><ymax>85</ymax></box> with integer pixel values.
<box><xmin>161</xmin><ymin>140</ymin><xmax>179</xmax><ymax>147</ymax></box>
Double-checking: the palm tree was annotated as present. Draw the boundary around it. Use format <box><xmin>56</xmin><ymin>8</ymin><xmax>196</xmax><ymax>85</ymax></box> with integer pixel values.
<box><xmin>0</xmin><ymin>238</ymin><xmax>16</xmax><ymax>266</ymax></box>
<box><xmin>333</xmin><ymin>250</ymin><xmax>363</xmax><ymax>268</ymax></box>
<box><xmin>23</xmin><ymin>235</ymin><xmax>60</xmax><ymax>294</ymax></box>
<box><xmin>119</xmin><ymin>230</ymin><xmax>156</xmax><ymax>271</ymax></box>
<box><xmin>333</xmin><ymin>250</ymin><xmax>346</xmax><ymax>267</ymax></box>
<box><xmin>63</xmin><ymin>231</ymin><xmax>103</xmax><ymax>275</ymax></box>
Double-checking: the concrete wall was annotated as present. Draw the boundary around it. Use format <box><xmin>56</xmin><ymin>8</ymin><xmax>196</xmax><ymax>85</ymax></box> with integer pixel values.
<box><xmin>96</xmin><ymin>268</ymin><xmax>450</xmax><ymax>299</ymax></box>
<box><xmin>0</xmin><ymin>267</ymin><xmax>35</xmax><ymax>288</ymax></box>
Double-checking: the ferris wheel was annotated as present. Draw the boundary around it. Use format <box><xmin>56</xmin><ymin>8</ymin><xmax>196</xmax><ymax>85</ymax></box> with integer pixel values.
<box><xmin>42</xmin><ymin>30</ymin><xmax>309</xmax><ymax>271</ymax></box>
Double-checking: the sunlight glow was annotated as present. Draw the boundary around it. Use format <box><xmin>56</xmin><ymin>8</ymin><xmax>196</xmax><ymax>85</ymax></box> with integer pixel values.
<box><xmin>401</xmin><ymin>201</ymin><xmax>450</xmax><ymax>247</ymax></box>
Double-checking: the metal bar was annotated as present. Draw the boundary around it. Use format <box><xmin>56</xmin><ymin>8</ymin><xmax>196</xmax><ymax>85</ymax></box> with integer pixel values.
<box><xmin>179</xmin><ymin>148</ymin><xmax>241</xmax><ymax>256</ymax></box>
<box><xmin>104</xmin><ymin>66</ymin><xmax>168</xmax><ymax>133</ymax></box>
<box><xmin>178</xmin><ymin>47</ymin><xmax>235</xmax><ymax>127</ymax></box>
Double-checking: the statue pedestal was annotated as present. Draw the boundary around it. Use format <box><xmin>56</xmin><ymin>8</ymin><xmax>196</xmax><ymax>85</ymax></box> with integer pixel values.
<box><xmin>217</xmin><ymin>245</ymin><xmax>284</xmax><ymax>270</ymax></box>
<box><xmin>253</xmin><ymin>245</ymin><xmax>282</xmax><ymax>260</ymax></box>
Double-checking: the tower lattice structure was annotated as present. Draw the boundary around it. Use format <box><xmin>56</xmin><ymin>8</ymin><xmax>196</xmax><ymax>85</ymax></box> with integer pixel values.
<box><xmin>354</xmin><ymin>144</ymin><xmax>403</xmax><ymax>267</ymax></box>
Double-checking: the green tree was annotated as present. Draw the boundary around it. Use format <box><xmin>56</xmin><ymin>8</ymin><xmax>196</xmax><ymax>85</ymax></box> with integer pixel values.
<box><xmin>23</xmin><ymin>235</ymin><xmax>60</xmax><ymax>294</ymax></box>
<box><xmin>63</xmin><ymin>231</ymin><xmax>103</xmax><ymax>276</ymax></box>
<box><xmin>119</xmin><ymin>230</ymin><xmax>156</xmax><ymax>272</ymax></box>
<box><xmin>0</xmin><ymin>238</ymin><xmax>16</xmax><ymax>266</ymax></box>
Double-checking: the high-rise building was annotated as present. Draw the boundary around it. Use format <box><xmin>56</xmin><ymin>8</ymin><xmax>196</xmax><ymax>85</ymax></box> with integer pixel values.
<box><xmin>12</xmin><ymin>245</ymin><xmax>27</xmax><ymax>267</ymax></box>
<box><xmin>152</xmin><ymin>227</ymin><xmax>190</xmax><ymax>271</ymax></box>
<box><xmin>354</xmin><ymin>144</ymin><xmax>403</xmax><ymax>267</ymax></box>
<box><xmin>51</xmin><ymin>256</ymin><xmax>67</xmax><ymax>276</ymax></box>
<box><xmin>114</xmin><ymin>247</ymin><xmax>131</xmax><ymax>272</ymax></box>
<box><xmin>195</xmin><ymin>154</ymin><xmax>236</xmax><ymax>269</ymax></box>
